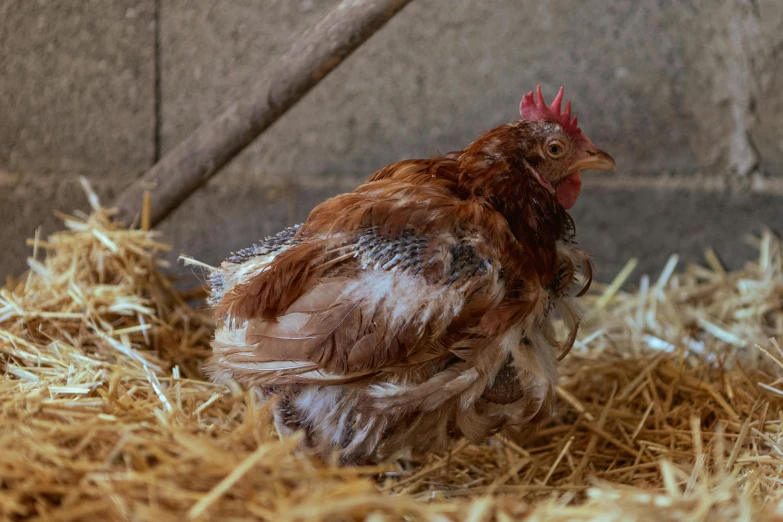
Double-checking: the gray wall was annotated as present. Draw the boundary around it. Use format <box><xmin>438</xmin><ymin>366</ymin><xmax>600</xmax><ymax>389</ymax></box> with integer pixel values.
<box><xmin>1</xmin><ymin>0</ymin><xmax>782</xmax><ymax>282</ymax></box>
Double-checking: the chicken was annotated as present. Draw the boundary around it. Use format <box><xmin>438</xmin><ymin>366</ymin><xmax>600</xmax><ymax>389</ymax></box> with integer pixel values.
<box><xmin>206</xmin><ymin>86</ymin><xmax>616</xmax><ymax>464</ymax></box>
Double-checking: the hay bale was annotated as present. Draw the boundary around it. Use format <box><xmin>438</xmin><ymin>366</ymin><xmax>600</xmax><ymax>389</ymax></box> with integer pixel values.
<box><xmin>1</xmin><ymin>179</ymin><xmax>782</xmax><ymax>521</ymax></box>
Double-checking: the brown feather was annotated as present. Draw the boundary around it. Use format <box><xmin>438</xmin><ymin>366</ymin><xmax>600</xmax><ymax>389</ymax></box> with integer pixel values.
<box><xmin>207</xmin><ymin>114</ymin><xmax>603</xmax><ymax>463</ymax></box>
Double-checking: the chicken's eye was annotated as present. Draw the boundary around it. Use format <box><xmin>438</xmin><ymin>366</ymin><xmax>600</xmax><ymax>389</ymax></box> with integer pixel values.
<box><xmin>546</xmin><ymin>140</ymin><xmax>566</xmax><ymax>158</ymax></box>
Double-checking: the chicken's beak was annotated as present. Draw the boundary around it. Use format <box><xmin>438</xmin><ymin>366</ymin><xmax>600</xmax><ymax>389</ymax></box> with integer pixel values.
<box><xmin>569</xmin><ymin>149</ymin><xmax>616</xmax><ymax>172</ymax></box>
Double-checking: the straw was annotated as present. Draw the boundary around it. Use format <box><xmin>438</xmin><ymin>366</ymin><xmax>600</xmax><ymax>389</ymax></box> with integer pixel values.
<box><xmin>2</xmin><ymin>181</ymin><xmax>783</xmax><ymax>521</ymax></box>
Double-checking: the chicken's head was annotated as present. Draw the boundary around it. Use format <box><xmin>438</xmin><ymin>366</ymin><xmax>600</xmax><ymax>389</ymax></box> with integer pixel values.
<box><xmin>518</xmin><ymin>85</ymin><xmax>615</xmax><ymax>209</ymax></box>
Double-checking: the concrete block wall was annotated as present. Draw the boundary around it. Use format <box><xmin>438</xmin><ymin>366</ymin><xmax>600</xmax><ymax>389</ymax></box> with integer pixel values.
<box><xmin>0</xmin><ymin>0</ymin><xmax>155</xmax><ymax>274</ymax></box>
<box><xmin>1</xmin><ymin>0</ymin><xmax>782</xmax><ymax>282</ymax></box>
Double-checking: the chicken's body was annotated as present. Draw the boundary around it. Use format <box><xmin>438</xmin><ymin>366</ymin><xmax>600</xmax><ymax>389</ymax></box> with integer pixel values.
<box><xmin>207</xmin><ymin>87</ymin><xmax>615</xmax><ymax>463</ymax></box>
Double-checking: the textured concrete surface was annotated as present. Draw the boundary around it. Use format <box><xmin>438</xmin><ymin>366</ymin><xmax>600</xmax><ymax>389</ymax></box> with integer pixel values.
<box><xmin>0</xmin><ymin>0</ymin><xmax>155</xmax><ymax>174</ymax></box>
<box><xmin>2</xmin><ymin>1</ymin><xmax>783</xmax><ymax>281</ymax></box>
<box><xmin>570</xmin><ymin>187</ymin><xmax>781</xmax><ymax>280</ymax></box>
<box><xmin>0</xmin><ymin>0</ymin><xmax>155</xmax><ymax>276</ymax></box>
<box><xmin>0</xmin><ymin>172</ymin><xmax>88</xmax><ymax>278</ymax></box>
<box><xmin>753</xmin><ymin>0</ymin><xmax>783</xmax><ymax>178</ymax></box>
<box><xmin>0</xmin><ymin>171</ymin><xmax>140</xmax><ymax>278</ymax></box>
<box><xmin>160</xmin><ymin>0</ymin><xmax>783</xmax><ymax>181</ymax></box>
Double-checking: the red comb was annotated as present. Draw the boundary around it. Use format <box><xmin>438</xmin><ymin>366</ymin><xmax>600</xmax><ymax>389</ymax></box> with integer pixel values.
<box><xmin>519</xmin><ymin>85</ymin><xmax>581</xmax><ymax>137</ymax></box>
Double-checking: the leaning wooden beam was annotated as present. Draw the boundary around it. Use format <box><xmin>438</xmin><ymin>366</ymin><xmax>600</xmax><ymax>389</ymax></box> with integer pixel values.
<box><xmin>113</xmin><ymin>0</ymin><xmax>413</xmax><ymax>227</ymax></box>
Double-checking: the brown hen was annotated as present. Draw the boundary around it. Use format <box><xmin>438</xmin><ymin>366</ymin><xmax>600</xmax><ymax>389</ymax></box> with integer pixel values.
<box><xmin>206</xmin><ymin>85</ymin><xmax>616</xmax><ymax>464</ymax></box>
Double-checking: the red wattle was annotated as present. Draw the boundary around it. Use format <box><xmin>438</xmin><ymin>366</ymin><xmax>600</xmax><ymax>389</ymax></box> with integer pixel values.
<box><xmin>556</xmin><ymin>171</ymin><xmax>582</xmax><ymax>209</ymax></box>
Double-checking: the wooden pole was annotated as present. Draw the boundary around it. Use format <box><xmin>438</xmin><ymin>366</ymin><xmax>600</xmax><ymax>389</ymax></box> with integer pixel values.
<box><xmin>113</xmin><ymin>0</ymin><xmax>413</xmax><ymax>227</ymax></box>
